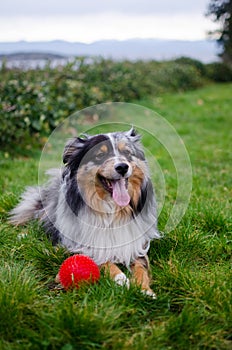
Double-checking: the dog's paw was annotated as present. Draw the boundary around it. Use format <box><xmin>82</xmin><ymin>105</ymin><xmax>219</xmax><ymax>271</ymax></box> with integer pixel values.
<box><xmin>141</xmin><ymin>289</ymin><xmax>157</xmax><ymax>299</ymax></box>
<box><xmin>55</xmin><ymin>273</ymin><xmax>60</xmax><ymax>284</ymax></box>
<box><xmin>114</xmin><ymin>273</ymin><xmax>130</xmax><ymax>288</ymax></box>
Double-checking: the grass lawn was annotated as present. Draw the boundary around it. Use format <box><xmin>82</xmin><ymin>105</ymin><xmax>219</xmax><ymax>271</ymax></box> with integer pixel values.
<box><xmin>0</xmin><ymin>83</ymin><xmax>231</xmax><ymax>349</ymax></box>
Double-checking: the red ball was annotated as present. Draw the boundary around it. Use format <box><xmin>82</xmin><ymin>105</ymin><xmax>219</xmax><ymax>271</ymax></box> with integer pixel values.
<box><xmin>58</xmin><ymin>254</ymin><xmax>100</xmax><ymax>290</ymax></box>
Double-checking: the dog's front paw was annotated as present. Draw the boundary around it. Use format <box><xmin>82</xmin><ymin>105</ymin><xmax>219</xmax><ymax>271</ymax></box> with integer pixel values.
<box><xmin>55</xmin><ymin>273</ymin><xmax>60</xmax><ymax>283</ymax></box>
<box><xmin>114</xmin><ymin>273</ymin><xmax>130</xmax><ymax>288</ymax></box>
<box><xmin>141</xmin><ymin>289</ymin><xmax>157</xmax><ymax>299</ymax></box>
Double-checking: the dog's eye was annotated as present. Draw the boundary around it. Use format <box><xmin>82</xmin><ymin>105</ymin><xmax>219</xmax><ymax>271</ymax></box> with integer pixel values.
<box><xmin>122</xmin><ymin>149</ymin><xmax>131</xmax><ymax>157</ymax></box>
<box><xmin>96</xmin><ymin>152</ymin><xmax>106</xmax><ymax>160</ymax></box>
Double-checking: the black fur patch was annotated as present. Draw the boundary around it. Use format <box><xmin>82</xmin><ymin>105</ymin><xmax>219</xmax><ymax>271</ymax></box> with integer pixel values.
<box><xmin>133</xmin><ymin>147</ymin><xmax>145</xmax><ymax>161</ymax></box>
<box><xmin>65</xmin><ymin>134</ymin><xmax>111</xmax><ymax>176</ymax></box>
<box><xmin>65</xmin><ymin>174</ymin><xmax>85</xmax><ymax>216</ymax></box>
<box><xmin>43</xmin><ymin>219</ymin><xmax>61</xmax><ymax>245</ymax></box>
<box><xmin>131</xmin><ymin>179</ymin><xmax>154</xmax><ymax>215</ymax></box>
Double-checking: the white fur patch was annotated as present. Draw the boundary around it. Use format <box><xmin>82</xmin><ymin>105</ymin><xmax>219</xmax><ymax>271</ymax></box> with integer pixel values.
<box><xmin>9</xmin><ymin>186</ymin><xmax>41</xmax><ymax>224</ymax></box>
<box><xmin>141</xmin><ymin>289</ymin><xmax>157</xmax><ymax>299</ymax></box>
<box><xmin>114</xmin><ymin>273</ymin><xmax>130</xmax><ymax>288</ymax></box>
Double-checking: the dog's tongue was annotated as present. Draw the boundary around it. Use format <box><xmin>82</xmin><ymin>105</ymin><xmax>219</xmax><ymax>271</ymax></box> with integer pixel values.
<box><xmin>112</xmin><ymin>179</ymin><xmax>130</xmax><ymax>207</ymax></box>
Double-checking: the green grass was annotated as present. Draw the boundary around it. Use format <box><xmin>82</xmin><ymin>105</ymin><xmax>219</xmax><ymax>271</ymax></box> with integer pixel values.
<box><xmin>0</xmin><ymin>83</ymin><xmax>232</xmax><ymax>349</ymax></box>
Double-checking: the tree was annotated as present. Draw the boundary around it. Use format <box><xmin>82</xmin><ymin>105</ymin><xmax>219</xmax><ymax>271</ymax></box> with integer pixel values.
<box><xmin>206</xmin><ymin>0</ymin><xmax>232</xmax><ymax>64</ymax></box>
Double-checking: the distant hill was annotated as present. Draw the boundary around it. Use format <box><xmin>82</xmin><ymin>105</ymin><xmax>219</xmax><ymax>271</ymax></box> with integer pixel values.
<box><xmin>0</xmin><ymin>52</ymin><xmax>65</xmax><ymax>60</ymax></box>
<box><xmin>0</xmin><ymin>39</ymin><xmax>218</xmax><ymax>63</ymax></box>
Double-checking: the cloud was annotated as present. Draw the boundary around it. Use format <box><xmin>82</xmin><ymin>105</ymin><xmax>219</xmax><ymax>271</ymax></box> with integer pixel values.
<box><xmin>1</xmin><ymin>0</ymin><xmax>210</xmax><ymax>16</ymax></box>
<box><xmin>0</xmin><ymin>13</ymin><xmax>216</xmax><ymax>43</ymax></box>
<box><xmin>0</xmin><ymin>0</ymin><xmax>215</xmax><ymax>43</ymax></box>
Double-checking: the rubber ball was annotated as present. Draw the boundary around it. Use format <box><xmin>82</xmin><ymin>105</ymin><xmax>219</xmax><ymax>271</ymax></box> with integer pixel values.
<box><xmin>58</xmin><ymin>254</ymin><xmax>100</xmax><ymax>290</ymax></box>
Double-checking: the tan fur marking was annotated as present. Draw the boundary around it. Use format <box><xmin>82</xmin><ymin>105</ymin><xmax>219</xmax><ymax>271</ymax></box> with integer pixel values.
<box><xmin>101</xmin><ymin>262</ymin><xmax>123</xmax><ymax>279</ymax></box>
<box><xmin>55</xmin><ymin>273</ymin><xmax>60</xmax><ymax>283</ymax></box>
<box><xmin>128</xmin><ymin>164</ymin><xmax>144</xmax><ymax>206</ymax></box>
<box><xmin>77</xmin><ymin>165</ymin><xmax>109</xmax><ymax>211</ymax></box>
<box><xmin>99</xmin><ymin>144</ymin><xmax>108</xmax><ymax>153</ymax></box>
<box><xmin>130</xmin><ymin>257</ymin><xmax>154</xmax><ymax>294</ymax></box>
<box><xmin>95</xmin><ymin>184</ymin><xmax>107</xmax><ymax>200</ymax></box>
<box><xmin>117</xmin><ymin>141</ymin><xmax>127</xmax><ymax>152</ymax></box>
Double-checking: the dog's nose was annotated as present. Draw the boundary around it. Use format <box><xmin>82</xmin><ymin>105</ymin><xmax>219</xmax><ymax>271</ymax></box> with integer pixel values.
<box><xmin>115</xmin><ymin>163</ymin><xmax>129</xmax><ymax>176</ymax></box>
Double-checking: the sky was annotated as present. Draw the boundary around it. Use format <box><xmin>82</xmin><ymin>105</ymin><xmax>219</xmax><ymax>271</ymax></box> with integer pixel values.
<box><xmin>0</xmin><ymin>0</ymin><xmax>217</xmax><ymax>43</ymax></box>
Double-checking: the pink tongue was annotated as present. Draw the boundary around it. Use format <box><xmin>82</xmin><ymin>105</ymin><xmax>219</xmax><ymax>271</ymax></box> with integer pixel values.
<box><xmin>112</xmin><ymin>179</ymin><xmax>130</xmax><ymax>207</ymax></box>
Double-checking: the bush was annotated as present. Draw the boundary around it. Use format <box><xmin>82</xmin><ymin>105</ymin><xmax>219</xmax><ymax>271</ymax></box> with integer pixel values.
<box><xmin>174</xmin><ymin>57</ymin><xmax>207</xmax><ymax>76</ymax></box>
<box><xmin>151</xmin><ymin>62</ymin><xmax>203</xmax><ymax>93</ymax></box>
<box><xmin>0</xmin><ymin>57</ymin><xmax>206</xmax><ymax>149</ymax></box>
<box><xmin>205</xmin><ymin>62</ymin><xmax>232</xmax><ymax>82</ymax></box>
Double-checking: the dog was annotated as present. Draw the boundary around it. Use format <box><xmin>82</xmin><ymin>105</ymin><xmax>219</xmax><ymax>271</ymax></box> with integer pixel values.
<box><xmin>10</xmin><ymin>128</ymin><xmax>160</xmax><ymax>298</ymax></box>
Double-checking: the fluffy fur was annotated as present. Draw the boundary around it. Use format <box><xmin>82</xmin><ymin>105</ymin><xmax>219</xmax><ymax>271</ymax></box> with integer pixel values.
<box><xmin>10</xmin><ymin>128</ymin><xmax>160</xmax><ymax>295</ymax></box>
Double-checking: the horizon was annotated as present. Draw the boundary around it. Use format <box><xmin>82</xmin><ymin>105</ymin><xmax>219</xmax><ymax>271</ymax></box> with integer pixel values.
<box><xmin>0</xmin><ymin>37</ymin><xmax>216</xmax><ymax>44</ymax></box>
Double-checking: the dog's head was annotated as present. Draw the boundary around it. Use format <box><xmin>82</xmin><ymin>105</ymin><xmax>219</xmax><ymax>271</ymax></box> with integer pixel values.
<box><xmin>63</xmin><ymin>128</ymin><xmax>150</xmax><ymax>210</ymax></box>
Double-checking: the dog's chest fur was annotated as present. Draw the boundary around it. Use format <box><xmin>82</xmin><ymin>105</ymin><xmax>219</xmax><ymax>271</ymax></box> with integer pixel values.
<box><xmin>53</xmin><ymin>180</ymin><xmax>159</xmax><ymax>267</ymax></box>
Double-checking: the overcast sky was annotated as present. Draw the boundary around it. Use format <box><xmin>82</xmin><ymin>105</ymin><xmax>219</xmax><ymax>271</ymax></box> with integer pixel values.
<box><xmin>0</xmin><ymin>0</ymin><xmax>217</xmax><ymax>42</ymax></box>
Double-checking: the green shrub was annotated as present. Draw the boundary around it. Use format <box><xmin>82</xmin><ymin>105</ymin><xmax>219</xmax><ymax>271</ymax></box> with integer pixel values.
<box><xmin>174</xmin><ymin>57</ymin><xmax>207</xmax><ymax>76</ymax></box>
<box><xmin>152</xmin><ymin>62</ymin><xmax>203</xmax><ymax>92</ymax></box>
<box><xmin>0</xmin><ymin>57</ymin><xmax>206</xmax><ymax>149</ymax></box>
<box><xmin>205</xmin><ymin>62</ymin><xmax>232</xmax><ymax>82</ymax></box>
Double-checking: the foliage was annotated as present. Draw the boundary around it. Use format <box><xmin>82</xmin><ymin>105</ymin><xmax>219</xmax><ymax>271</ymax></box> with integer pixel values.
<box><xmin>1</xmin><ymin>56</ymin><xmax>232</xmax><ymax>151</ymax></box>
<box><xmin>205</xmin><ymin>61</ymin><xmax>232</xmax><ymax>80</ymax></box>
<box><xmin>174</xmin><ymin>56</ymin><xmax>207</xmax><ymax>76</ymax></box>
<box><xmin>0</xmin><ymin>58</ymin><xmax>205</xmax><ymax>149</ymax></box>
<box><xmin>206</xmin><ymin>0</ymin><xmax>232</xmax><ymax>63</ymax></box>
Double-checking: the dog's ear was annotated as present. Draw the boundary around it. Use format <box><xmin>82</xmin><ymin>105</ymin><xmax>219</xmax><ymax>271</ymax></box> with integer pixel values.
<box><xmin>63</xmin><ymin>135</ymin><xmax>89</xmax><ymax>164</ymax></box>
<box><xmin>125</xmin><ymin>127</ymin><xmax>141</xmax><ymax>142</ymax></box>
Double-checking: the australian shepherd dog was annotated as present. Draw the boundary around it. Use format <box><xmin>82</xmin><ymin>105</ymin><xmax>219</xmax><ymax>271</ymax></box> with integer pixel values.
<box><xmin>10</xmin><ymin>128</ymin><xmax>160</xmax><ymax>298</ymax></box>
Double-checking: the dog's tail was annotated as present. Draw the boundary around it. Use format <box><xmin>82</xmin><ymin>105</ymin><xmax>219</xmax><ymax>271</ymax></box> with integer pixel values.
<box><xmin>9</xmin><ymin>186</ymin><xmax>43</xmax><ymax>225</ymax></box>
